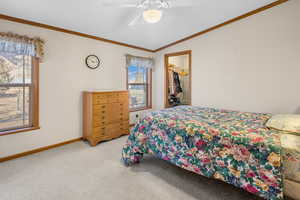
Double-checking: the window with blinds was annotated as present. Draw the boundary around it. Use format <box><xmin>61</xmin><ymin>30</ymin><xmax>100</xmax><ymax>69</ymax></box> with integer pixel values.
<box><xmin>0</xmin><ymin>52</ymin><xmax>39</xmax><ymax>134</ymax></box>
<box><xmin>127</xmin><ymin>65</ymin><xmax>152</xmax><ymax>111</ymax></box>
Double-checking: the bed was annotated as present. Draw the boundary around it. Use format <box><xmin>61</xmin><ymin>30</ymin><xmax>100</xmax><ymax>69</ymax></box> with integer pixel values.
<box><xmin>122</xmin><ymin>106</ymin><xmax>300</xmax><ymax>200</ymax></box>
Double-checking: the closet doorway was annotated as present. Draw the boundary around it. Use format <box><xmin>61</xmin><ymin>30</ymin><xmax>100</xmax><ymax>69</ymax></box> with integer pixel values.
<box><xmin>164</xmin><ymin>50</ymin><xmax>191</xmax><ymax>108</ymax></box>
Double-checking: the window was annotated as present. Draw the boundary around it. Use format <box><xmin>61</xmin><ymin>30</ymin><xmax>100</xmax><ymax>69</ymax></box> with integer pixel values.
<box><xmin>127</xmin><ymin>66</ymin><xmax>152</xmax><ymax>111</ymax></box>
<box><xmin>0</xmin><ymin>52</ymin><xmax>39</xmax><ymax>135</ymax></box>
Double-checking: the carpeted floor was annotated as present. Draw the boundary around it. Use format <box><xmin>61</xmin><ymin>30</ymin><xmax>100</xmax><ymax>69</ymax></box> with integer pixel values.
<box><xmin>0</xmin><ymin>136</ymin><xmax>264</xmax><ymax>200</ymax></box>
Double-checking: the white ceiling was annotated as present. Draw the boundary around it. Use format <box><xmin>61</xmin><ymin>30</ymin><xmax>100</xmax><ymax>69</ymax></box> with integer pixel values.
<box><xmin>0</xmin><ymin>0</ymin><xmax>277</xmax><ymax>50</ymax></box>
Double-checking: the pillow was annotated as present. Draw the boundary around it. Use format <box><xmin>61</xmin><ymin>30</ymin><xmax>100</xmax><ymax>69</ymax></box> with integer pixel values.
<box><xmin>266</xmin><ymin>114</ymin><xmax>300</xmax><ymax>134</ymax></box>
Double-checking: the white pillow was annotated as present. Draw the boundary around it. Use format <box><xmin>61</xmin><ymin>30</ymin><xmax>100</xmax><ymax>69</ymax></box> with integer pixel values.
<box><xmin>266</xmin><ymin>114</ymin><xmax>300</xmax><ymax>134</ymax></box>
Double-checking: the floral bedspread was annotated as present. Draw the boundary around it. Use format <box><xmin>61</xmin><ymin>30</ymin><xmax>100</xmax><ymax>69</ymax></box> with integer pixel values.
<box><xmin>122</xmin><ymin>106</ymin><xmax>283</xmax><ymax>200</ymax></box>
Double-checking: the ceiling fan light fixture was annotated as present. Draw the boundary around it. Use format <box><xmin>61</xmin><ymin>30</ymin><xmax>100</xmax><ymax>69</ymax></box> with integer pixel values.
<box><xmin>143</xmin><ymin>9</ymin><xmax>162</xmax><ymax>23</ymax></box>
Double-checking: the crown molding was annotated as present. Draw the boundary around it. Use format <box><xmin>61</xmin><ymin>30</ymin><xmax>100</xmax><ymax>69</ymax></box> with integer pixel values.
<box><xmin>0</xmin><ymin>14</ymin><xmax>155</xmax><ymax>53</ymax></box>
<box><xmin>0</xmin><ymin>0</ymin><xmax>288</xmax><ymax>53</ymax></box>
<box><xmin>153</xmin><ymin>0</ymin><xmax>288</xmax><ymax>52</ymax></box>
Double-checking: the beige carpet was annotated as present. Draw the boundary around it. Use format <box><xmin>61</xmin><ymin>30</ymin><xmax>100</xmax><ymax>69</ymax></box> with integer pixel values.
<box><xmin>0</xmin><ymin>136</ymin><xmax>264</xmax><ymax>200</ymax></box>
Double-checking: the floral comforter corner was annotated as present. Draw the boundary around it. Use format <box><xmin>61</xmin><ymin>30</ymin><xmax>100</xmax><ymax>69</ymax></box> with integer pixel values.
<box><xmin>122</xmin><ymin>106</ymin><xmax>283</xmax><ymax>200</ymax></box>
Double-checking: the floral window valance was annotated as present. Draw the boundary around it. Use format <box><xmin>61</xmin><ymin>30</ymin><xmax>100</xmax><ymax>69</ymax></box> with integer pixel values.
<box><xmin>0</xmin><ymin>32</ymin><xmax>45</xmax><ymax>61</ymax></box>
<box><xmin>126</xmin><ymin>54</ymin><xmax>154</xmax><ymax>69</ymax></box>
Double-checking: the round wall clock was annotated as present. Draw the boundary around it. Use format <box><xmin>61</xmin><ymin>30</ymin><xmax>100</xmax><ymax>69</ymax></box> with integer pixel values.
<box><xmin>85</xmin><ymin>55</ymin><xmax>101</xmax><ymax>69</ymax></box>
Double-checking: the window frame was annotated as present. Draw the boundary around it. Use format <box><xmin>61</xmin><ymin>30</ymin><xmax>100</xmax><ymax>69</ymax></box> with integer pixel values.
<box><xmin>0</xmin><ymin>57</ymin><xmax>40</xmax><ymax>136</ymax></box>
<box><xmin>126</xmin><ymin>66</ymin><xmax>152</xmax><ymax>112</ymax></box>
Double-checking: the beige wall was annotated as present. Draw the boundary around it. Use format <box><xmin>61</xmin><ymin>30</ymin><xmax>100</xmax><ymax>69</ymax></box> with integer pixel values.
<box><xmin>0</xmin><ymin>19</ymin><xmax>153</xmax><ymax>157</ymax></box>
<box><xmin>154</xmin><ymin>0</ymin><xmax>300</xmax><ymax>114</ymax></box>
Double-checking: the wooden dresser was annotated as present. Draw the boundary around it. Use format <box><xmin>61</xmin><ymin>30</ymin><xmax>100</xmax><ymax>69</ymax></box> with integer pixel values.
<box><xmin>83</xmin><ymin>91</ymin><xmax>129</xmax><ymax>146</ymax></box>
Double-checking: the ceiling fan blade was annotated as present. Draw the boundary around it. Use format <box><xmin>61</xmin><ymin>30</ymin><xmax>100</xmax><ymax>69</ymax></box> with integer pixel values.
<box><xmin>128</xmin><ymin>11</ymin><xmax>143</xmax><ymax>26</ymax></box>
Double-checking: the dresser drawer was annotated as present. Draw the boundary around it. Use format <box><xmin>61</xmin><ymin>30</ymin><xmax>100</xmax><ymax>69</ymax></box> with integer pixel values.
<box><xmin>93</xmin><ymin>98</ymin><xmax>108</xmax><ymax>104</ymax></box>
<box><xmin>111</xmin><ymin>121</ymin><xmax>129</xmax><ymax>131</ymax></box>
<box><xmin>106</xmin><ymin>93</ymin><xmax>118</xmax><ymax>98</ymax></box>
<box><xmin>119</xmin><ymin>92</ymin><xmax>128</xmax><ymax>97</ymax></box>
<box><xmin>102</xmin><ymin>111</ymin><xmax>128</xmax><ymax>122</ymax></box>
<box><xmin>93</xmin><ymin>126</ymin><xmax>107</xmax><ymax>136</ymax></box>
<box><xmin>118</xmin><ymin>96</ymin><xmax>128</xmax><ymax>102</ymax></box>
<box><xmin>120</xmin><ymin>121</ymin><xmax>129</xmax><ymax>130</ymax></box>
<box><xmin>93</xmin><ymin>112</ymin><xmax>129</xmax><ymax>124</ymax></box>
<box><xmin>114</xmin><ymin>102</ymin><xmax>129</xmax><ymax>109</ymax></box>
<box><xmin>110</xmin><ymin>98</ymin><xmax>120</xmax><ymax>103</ymax></box>
<box><xmin>93</xmin><ymin>93</ymin><xmax>108</xmax><ymax>99</ymax></box>
<box><xmin>93</xmin><ymin>104</ymin><xmax>108</xmax><ymax>111</ymax></box>
<box><xmin>93</xmin><ymin>115</ymin><xmax>106</xmax><ymax>122</ymax></box>
<box><xmin>106</xmin><ymin>123</ymin><xmax>126</xmax><ymax>138</ymax></box>
<box><xmin>120</xmin><ymin>109</ymin><xmax>129</xmax><ymax>115</ymax></box>
<box><xmin>94</xmin><ymin>124</ymin><xmax>120</xmax><ymax>139</ymax></box>
<box><xmin>93</xmin><ymin>120</ymin><xmax>106</xmax><ymax>127</ymax></box>
<box><xmin>119</xmin><ymin>112</ymin><xmax>129</xmax><ymax>120</ymax></box>
<box><xmin>113</xmin><ymin>115</ymin><xmax>128</xmax><ymax>122</ymax></box>
<box><xmin>122</xmin><ymin>128</ymin><xmax>130</xmax><ymax>135</ymax></box>
<box><xmin>91</xmin><ymin>134</ymin><xmax>107</xmax><ymax>142</ymax></box>
<box><xmin>108</xmin><ymin>104</ymin><xmax>129</xmax><ymax>118</ymax></box>
<box><xmin>91</xmin><ymin>121</ymin><xmax>129</xmax><ymax>143</ymax></box>
<box><xmin>93</xmin><ymin>109</ymin><xmax>106</xmax><ymax>116</ymax></box>
<box><xmin>108</xmin><ymin>103</ymin><xmax>128</xmax><ymax>110</ymax></box>
<box><xmin>119</xmin><ymin>102</ymin><xmax>128</xmax><ymax>107</ymax></box>
<box><xmin>107</xmin><ymin>117</ymin><xmax>127</xmax><ymax>123</ymax></box>
<box><xmin>93</xmin><ymin>94</ymin><xmax>108</xmax><ymax>104</ymax></box>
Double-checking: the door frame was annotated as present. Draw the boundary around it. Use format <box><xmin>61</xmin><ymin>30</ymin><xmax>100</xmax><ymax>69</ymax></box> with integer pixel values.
<box><xmin>164</xmin><ymin>50</ymin><xmax>192</xmax><ymax>108</ymax></box>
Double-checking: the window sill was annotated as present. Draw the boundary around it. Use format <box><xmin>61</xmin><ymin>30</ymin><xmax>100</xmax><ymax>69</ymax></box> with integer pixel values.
<box><xmin>130</xmin><ymin>106</ymin><xmax>152</xmax><ymax>112</ymax></box>
<box><xmin>0</xmin><ymin>126</ymin><xmax>40</xmax><ymax>136</ymax></box>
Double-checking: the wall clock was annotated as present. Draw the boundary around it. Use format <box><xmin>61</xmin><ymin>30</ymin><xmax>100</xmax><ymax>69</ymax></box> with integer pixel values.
<box><xmin>85</xmin><ymin>55</ymin><xmax>101</xmax><ymax>69</ymax></box>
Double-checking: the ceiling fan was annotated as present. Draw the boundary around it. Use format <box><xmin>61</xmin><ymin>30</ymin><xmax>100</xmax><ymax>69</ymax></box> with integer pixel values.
<box><xmin>103</xmin><ymin>0</ymin><xmax>201</xmax><ymax>26</ymax></box>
